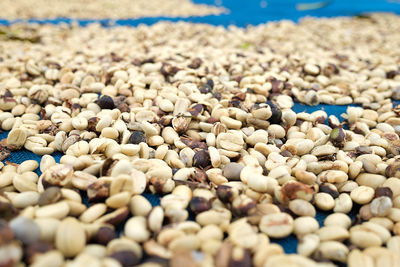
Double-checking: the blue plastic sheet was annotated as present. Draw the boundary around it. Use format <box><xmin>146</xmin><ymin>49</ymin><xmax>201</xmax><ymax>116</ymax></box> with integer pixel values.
<box><xmin>1</xmin><ymin>0</ymin><xmax>399</xmax><ymax>261</ymax></box>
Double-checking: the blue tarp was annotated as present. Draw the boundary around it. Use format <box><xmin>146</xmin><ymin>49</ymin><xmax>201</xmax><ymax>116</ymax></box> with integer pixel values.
<box><xmin>1</xmin><ymin>0</ymin><xmax>399</xmax><ymax>260</ymax></box>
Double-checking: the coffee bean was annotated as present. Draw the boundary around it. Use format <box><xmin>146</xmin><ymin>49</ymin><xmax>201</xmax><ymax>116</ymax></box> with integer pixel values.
<box><xmin>128</xmin><ymin>131</ymin><xmax>146</xmax><ymax>145</ymax></box>
<box><xmin>97</xmin><ymin>95</ymin><xmax>115</xmax><ymax>109</ymax></box>
<box><xmin>192</xmin><ymin>150</ymin><xmax>211</xmax><ymax>168</ymax></box>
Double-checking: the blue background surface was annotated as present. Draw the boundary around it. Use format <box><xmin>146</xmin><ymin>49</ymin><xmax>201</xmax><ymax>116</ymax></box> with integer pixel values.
<box><xmin>1</xmin><ymin>0</ymin><xmax>399</xmax><ymax>260</ymax></box>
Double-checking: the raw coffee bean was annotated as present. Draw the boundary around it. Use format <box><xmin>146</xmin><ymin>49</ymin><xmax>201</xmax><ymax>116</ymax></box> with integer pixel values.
<box><xmin>351</xmin><ymin>186</ymin><xmax>375</xmax><ymax>204</ymax></box>
<box><xmin>259</xmin><ymin>213</ymin><xmax>294</xmax><ymax>238</ymax></box>
<box><xmin>314</xmin><ymin>192</ymin><xmax>335</xmax><ymax>211</ymax></box>
<box><xmin>7</xmin><ymin>128</ymin><xmax>27</xmax><ymax>148</ymax></box>
<box><xmin>9</xmin><ymin>216</ymin><xmax>40</xmax><ymax>245</ymax></box>
<box><xmin>317</xmin><ymin>241</ymin><xmax>348</xmax><ymax>262</ymax></box>
<box><xmin>3</xmin><ymin>17</ymin><xmax>400</xmax><ymax>267</ymax></box>
<box><xmin>298</xmin><ymin>234</ymin><xmax>319</xmax><ymax>257</ymax></box>
<box><xmin>223</xmin><ymin>162</ymin><xmax>244</xmax><ymax>181</ymax></box>
<box><xmin>12</xmin><ymin>191</ymin><xmax>40</xmax><ymax>209</ymax></box>
<box><xmin>334</xmin><ymin>193</ymin><xmax>353</xmax><ymax>213</ymax></box>
<box><xmin>129</xmin><ymin>195</ymin><xmax>152</xmax><ymax>217</ymax></box>
<box><xmin>304</xmin><ymin>63</ymin><xmax>320</xmax><ymax>76</ymax></box>
<box><xmin>317</xmin><ymin>226</ymin><xmax>349</xmax><ymax>241</ymax></box>
<box><xmin>370</xmin><ymin>196</ymin><xmax>392</xmax><ymax>217</ymax></box>
<box><xmin>38</xmin><ymin>187</ymin><xmax>62</xmax><ymax>206</ymax></box>
<box><xmin>289</xmin><ymin>199</ymin><xmax>316</xmax><ymax>217</ymax></box>
<box><xmin>350</xmin><ymin>230</ymin><xmax>382</xmax><ymax>248</ymax></box>
<box><xmin>359</xmin><ymin>204</ymin><xmax>373</xmax><ymax>221</ymax></box>
<box><xmin>148</xmin><ymin>206</ymin><xmax>164</xmax><ymax>233</ymax></box>
<box><xmin>324</xmin><ymin>213</ymin><xmax>352</xmax><ymax>229</ymax></box>
<box><xmin>97</xmin><ymin>95</ymin><xmax>115</xmax><ymax>109</ymax></box>
<box><xmin>128</xmin><ymin>131</ymin><xmax>146</xmax><ymax>145</ymax></box>
<box><xmin>293</xmin><ymin>216</ymin><xmax>319</xmax><ymax>236</ymax></box>
<box><xmin>55</xmin><ymin>217</ymin><xmax>86</xmax><ymax>257</ymax></box>
<box><xmin>348</xmin><ymin>249</ymin><xmax>374</xmax><ymax>267</ymax></box>
<box><xmin>124</xmin><ymin>216</ymin><xmax>150</xmax><ymax>243</ymax></box>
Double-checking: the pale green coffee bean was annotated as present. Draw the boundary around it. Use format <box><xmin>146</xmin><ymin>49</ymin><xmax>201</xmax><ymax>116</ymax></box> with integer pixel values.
<box><xmin>7</xmin><ymin>128</ymin><xmax>27</xmax><ymax>148</ymax></box>
<box><xmin>56</xmin><ymin>217</ymin><xmax>86</xmax><ymax>257</ymax></box>
<box><xmin>317</xmin><ymin>226</ymin><xmax>349</xmax><ymax>242</ymax></box>
<box><xmin>259</xmin><ymin>213</ymin><xmax>294</xmax><ymax>239</ymax></box>
<box><xmin>293</xmin><ymin>216</ymin><xmax>319</xmax><ymax>236</ymax></box>
<box><xmin>324</xmin><ymin>213</ymin><xmax>351</xmax><ymax>229</ymax></box>
<box><xmin>350</xmin><ymin>186</ymin><xmax>374</xmax><ymax>204</ymax></box>
<box><xmin>17</xmin><ymin>160</ymin><xmax>39</xmax><ymax>173</ymax></box>
<box><xmin>124</xmin><ymin>216</ymin><xmax>150</xmax><ymax>243</ymax></box>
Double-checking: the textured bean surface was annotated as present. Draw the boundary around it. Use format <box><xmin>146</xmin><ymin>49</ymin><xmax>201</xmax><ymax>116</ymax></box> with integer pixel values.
<box><xmin>0</xmin><ymin>0</ymin><xmax>225</xmax><ymax>19</ymax></box>
<box><xmin>2</xmin><ymin>12</ymin><xmax>400</xmax><ymax>267</ymax></box>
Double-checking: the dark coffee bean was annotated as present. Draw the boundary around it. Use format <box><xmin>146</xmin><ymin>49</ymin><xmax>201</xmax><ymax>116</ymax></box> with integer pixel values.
<box><xmin>189</xmin><ymin>197</ymin><xmax>212</xmax><ymax>214</ymax></box>
<box><xmin>319</xmin><ymin>183</ymin><xmax>339</xmax><ymax>199</ymax></box>
<box><xmin>387</xmin><ymin>70</ymin><xmax>398</xmax><ymax>79</ymax></box>
<box><xmin>192</xmin><ymin>150</ymin><xmax>211</xmax><ymax>169</ymax></box>
<box><xmin>104</xmin><ymin>208</ymin><xmax>129</xmax><ymax>227</ymax></box>
<box><xmin>97</xmin><ymin>95</ymin><xmax>115</xmax><ymax>109</ymax></box>
<box><xmin>330</xmin><ymin>127</ymin><xmax>345</xmax><ymax>148</ymax></box>
<box><xmin>71</xmin><ymin>103</ymin><xmax>82</xmax><ymax>111</ymax></box>
<box><xmin>38</xmin><ymin>187</ymin><xmax>61</xmax><ymax>206</ymax></box>
<box><xmin>213</xmin><ymin>92</ymin><xmax>222</xmax><ymax>101</ymax></box>
<box><xmin>375</xmin><ymin>187</ymin><xmax>393</xmax><ymax>199</ymax></box>
<box><xmin>323</xmin><ymin>63</ymin><xmax>339</xmax><ymax>76</ymax></box>
<box><xmin>229</xmin><ymin>248</ymin><xmax>252</xmax><ymax>267</ymax></box>
<box><xmin>232</xmin><ymin>197</ymin><xmax>256</xmax><ymax>217</ymax></box>
<box><xmin>128</xmin><ymin>131</ymin><xmax>146</xmax><ymax>144</ymax></box>
<box><xmin>216</xmin><ymin>185</ymin><xmax>236</xmax><ymax>203</ymax></box>
<box><xmin>87</xmin><ymin>117</ymin><xmax>100</xmax><ymax>132</ymax></box>
<box><xmin>276</xmin><ymin>204</ymin><xmax>297</xmax><ymax>218</ymax></box>
<box><xmin>87</xmin><ymin>180</ymin><xmax>110</xmax><ymax>203</ymax></box>
<box><xmin>355</xmin><ymin>146</ymin><xmax>372</xmax><ymax>155</ymax></box>
<box><xmin>206</xmin><ymin>79</ymin><xmax>214</xmax><ymax>89</ymax></box>
<box><xmin>266</xmin><ymin>101</ymin><xmax>282</xmax><ymax>124</ymax></box>
<box><xmin>24</xmin><ymin>241</ymin><xmax>52</xmax><ymax>264</ymax></box>
<box><xmin>200</xmin><ymin>84</ymin><xmax>212</xmax><ymax>94</ymax></box>
<box><xmin>93</xmin><ymin>226</ymin><xmax>117</xmax><ymax>245</ymax></box>
<box><xmin>280</xmin><ymin>150</ymin><xmax>292</xmax><ymax>158</ymax></box>
<box><xmin>385</xmin><ymin>162</ymin><xmax>400</xmax><ymax>178</ymax></box>
<box><xmin>0</xmin><ymin>202</ymin><xmax>18</xmax><ymax>221</ymax></box>
<box><xmin>0</xmin><ymin>220</ymin><xmax>14</xmax><ymax>245</ymax></box>
<box><xmin>110</xmin><ymin>250</ymin><xmax>139</xmax><ymax>267</ymax></box>
<box><xmin>188</xmin><ymin>58</ymin><xmax>202</xmax><ymax>69</ymax></box>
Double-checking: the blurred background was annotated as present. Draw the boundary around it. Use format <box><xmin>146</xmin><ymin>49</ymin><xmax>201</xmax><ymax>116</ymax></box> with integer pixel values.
<box><xmin>1</xmin><ymin>0</ymin><xmax>400</xmax><ymax>26</ymax></box>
